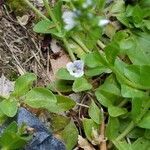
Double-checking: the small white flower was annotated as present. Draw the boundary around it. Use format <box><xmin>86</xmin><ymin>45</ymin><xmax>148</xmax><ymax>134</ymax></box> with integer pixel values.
<box><xmin>82</xmin><ymin>0</ymin><xmax>92</xmax><ymax>9</ymax></box>
<box><xmin>62</xmin><ymin>11</ymin><xmax>77</xmax><ymax>31</ymax></box>
<box><xmin>98</xmin><ymin>19</ymin><xmax>110</xmax><ymax>26</ymax></box>
<box><xmin>66</xmin><ymin>60</ymin><xmax>84</xmax><ymax>78</ymax></box>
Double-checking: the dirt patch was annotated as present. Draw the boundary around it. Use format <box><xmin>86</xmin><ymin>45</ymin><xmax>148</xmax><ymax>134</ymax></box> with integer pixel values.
<box><xmin>0</xmin><ymin>5</ymin><xmax>70</xmax><ymax>86</ymax></box>
<box><xmin>0</xmin><ymin>6</ymin><xmax>38</xmax><ymax>76</ymax></box>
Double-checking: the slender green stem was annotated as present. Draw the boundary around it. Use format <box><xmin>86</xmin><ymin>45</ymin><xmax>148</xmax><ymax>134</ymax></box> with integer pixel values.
<box><xmin>1</xmin><ymin>147</ymin><xmax>9</xmax><ymax>150</ymax></box>
<box><xmin>118</xmin><ymin>99</ymin><xmax>128</xmax><ymax>107</ymax></box>
<box><xmin>23</xmin><ymin>0</ymin><xmax>48</xmax><ymax>20</ymax></box>
<box><xmin>97</xmin><ymin>40</ymin><xmax>106</xmax><ymax>49</ymax></box>
<box><xmin>116</xmin><ymin>121</ymin><xmax>135</xmax><ymax>141</ymax></box>
<box><xmin>72</xmin><ymin>36</ymin><xmax>91</xmax><ymax>53</ymax></box>
<box><xmin>116</xmin><ymin>100</ymin><xmax>150</xmax><ymax>141</ymax></box>
<box><xmin>70</xmin><ymin>1</ymin><xmax>75</xmax><ymax>9</ymax></box>
<box><xmin>63</xmin><ymin>38</ymin><xmax>76</xmax><ymax>61</ymax></box>
<box><xmin>42</xmin><ymin>0</ymin><xmax>61</xmax><ymax>32</ymax></box>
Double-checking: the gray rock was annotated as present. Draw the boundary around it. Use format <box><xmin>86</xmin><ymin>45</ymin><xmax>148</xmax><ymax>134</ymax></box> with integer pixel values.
<box><xmin>17</xmin><ymin>108</ymin><xmax>66</xmax><ymax>150</ymax></box>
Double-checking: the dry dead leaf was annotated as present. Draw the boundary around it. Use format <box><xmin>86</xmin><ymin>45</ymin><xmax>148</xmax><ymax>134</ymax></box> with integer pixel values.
<box><xmin>17</xmin><ymin>15</ymin><xmax>29</xmax><ymax>26</ymax></box>
<box><xmin>50</xmin><ymin>51</ymin><xmax>71</xmax><ymax>81</ymax></box>
<box><xmin>78</xmin><ymin>135</ymin><xmax>96</xmax><ymax>150</ymax></box>
<box><xmin>0</xmin><ymin>74</ymin><xmax>14</xmax><ymax>98</ymax></box>
<box><xmin>50</xmin><ymin>39</ymin><xmax>62</xmax><ymax>54</ymax></box>
<box><xmin>91</xmin><ymin>128</ymin><xmax>100</xmax><ymax>145</ymax></box>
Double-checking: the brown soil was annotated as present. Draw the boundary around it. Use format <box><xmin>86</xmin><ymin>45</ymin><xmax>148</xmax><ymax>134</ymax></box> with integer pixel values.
<box><xmin>0</xmin><ymin>5</ymin><xmax>54</xmax><ymax>86</ymax></box>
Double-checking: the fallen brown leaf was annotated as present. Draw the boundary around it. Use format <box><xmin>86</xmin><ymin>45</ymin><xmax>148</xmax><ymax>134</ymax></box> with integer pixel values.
<box><xmin>0</xmin><ymin>74</ymin><xmax>14</xmax><ymax>98</ymax></box>
<box><xmin>78</xmin><ymin>135</ymin><xmax>96</xmax><ymax>150</ymax></box>
<box><xmin>50</xmin><ymin>51</ymin><xmax>71</xmax><ymax>81</ymax></box>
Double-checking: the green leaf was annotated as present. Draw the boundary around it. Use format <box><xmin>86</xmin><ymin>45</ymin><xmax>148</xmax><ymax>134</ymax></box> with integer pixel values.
<box><xmin>104</xmin><ymin>31</ymin><xmax>128</xmax><ymax>64</ymax></box>
<box><xmin>144</xmin><ymin>129</ymin><xmax>150</xmax><ymax>140</ymax></box>
<box><xmin>72</xmin><ymin>77</ymin><xmax>92</xmax><ymax>92</ymax></box>
<box><xmin>4</xmin><ymin>121</ymin><xmax>18</xmax><ymax>133</ymax></box>
<box><xmin>33</xmin><ymin>20</ymin><xmax>64</xmax><ymax>37</ymax></box>
<box><xmin>0</xmin><ymin>132</ymin><xmax>28</xmax><ymax>149</ymax></box>
<box><xmin>0</xmin><ymin>109</ymin><xmax>7</xmax><ymax>124</ymax></box>
<box><xmin>95</xmin><ymin>78</ymin><xmax>121</xmax><ymax>107</ymax></box>
<box><xmin>56</xmin><ymin>68</ymin><xmax>75</xmax><ymax>80</ymax></box>
<box><xmin>119</xmin><ymin>37</ymin><xmax>136</xmax><ymax>52</ymax></box>
<box><xmin>138</xmin><ymin>111</ymin><xmax>150</xmax><ymax>129</ymax></box>
<box><xmin>25</xmin><ymin>88</ymin><xmax>75</xmax><ymax>113</ymax></box>
<box><xmin>24</xmin><ymin>87</ymin><xmax>57</xmax><ymax>111</ymax></box>
<box><xmin>55</xmin><ymin>95</ymin><xmax>76</xmax><ymax>112</ymax></box>
<box><xmin>113</xmin><ymin>140</ymin><xmax>132</xmax><ymax>150</ymax></box>
<box><xmin>132</xmin><ymin>5</ymin><xmax>144</xmax><ymax>26</ymax></box>
<box><xmin>85</xmin><ymin>51</ymin><xmax>103</xmax><ymax>68</ymax></box>
<box><xmin>96</xmin><ymin>0</ymin><xmax>106</xmax><ymax>11</ymax></box>
<box><xmin>0</xmin><ymin>99</ymin><xmax>18</xmax><ymax>117</ymax></box>
<box><xmin>106</xmin><ymin>117</ymin><xmax>120</xmax><ymax>140</ymax></box>
<box><xmin>61</xmin><ymin>121</ymin><xmax>78</xmax><ymax>150</ymax></box>
<box><xmin>99</xmin><ymin>83</ymin><xmax>121</xmax><ymax>96</ymax></box>
<box><xmin>117</xmin><ymin>4</ymin><xmax>144</xmax><ymax>28</ymax></box>
<box><xmin>125</xmin><ymin>5</ymin><xmax>143</xmax><ymax>27</ymax></box>
<box><xmin>13</xmin><ymin>73</ymin><xmax>37</xmax><ymax>97</ymax></box>
<box><xmin>105</xmin><ymin>41</ymin><xmax>120</xmax><ymax>64</ymax></box>
<box><xmin>108</xmin><ymin>106</ymin><xmax>127</xmax><ymax>117</ymax></box>
<box><xmin>0</xmin><ymin>122</ymin><xmax>29</xmax><ymax>150</ymax></box>
<box><xmin>52</xmin><ymin>1</ymin><xmax>63</xmax><ymax>28</ymax></box>
<box><xmin>85</xmin><ymin>66</ymin><xmax>111</xmax><ymax>77</ymax></box>
<box><xmin>82</xmin><ymin>118</ymin><xmax>99</xmax><ymax>141</ymax></box>
<box><xmin>117</xmin><ymin>12</ymin><xmax>131</xmax><ymax>27</ymax></box>
<box><xmin>50</xmin><ymin>114</ymin><xmax>70</xmax><ymax>132</ymax></box>
<box><xmin>88</xmin><ymin>101</ymin><xmax>102</xmax><ymax>124</ymax></box>
<box><xmin>124</xmin><ymin>65</ymin><xmax>150</xmax><ymax>89</ymax></box>
<box><xmin>47</xmin><ymin>79</ymin><xmax>72</xmax><ymax>93</ymax></box>
<box><xmin>95</xmin><ymin>88</ymin><xmax>116</xmax><ymax>107</ymax></box>
<box><xmin>144</xmin><ymin>20</ymin><xmax>150</xmax><ymax>30</ymax></box>
<box><xmin>127</xmin><ymin>127</ymin><xmax>145</xmax><ymax>139</ymax></box>
<box><xmin>132</xmin><ymin>137</ymin><xmax>150</xmax><ymax>150</ymax></box>
<box><xmin>131</xmin><ymin>98</ymin><xmax>143</xmax><ymax>122</ymax></box>
<box><xmin>140</xmin><ymin>0</ymin><xmax>150</xmax><ymax>7</ymax></box>
<box><xmin>121</xmin><ymin>84</ymin><xmax>147</xmax><ymax>98</ymax></box>
<box><xmin>79</xmin><ymin>27</ymin><xmax>102</xmax><ymax>50</ymax></box>
<box><xmin>109</xmin><ymin>0</ymin><xmax>125</xmax><ymax>15</ymax></box>
<box><xmin>95</xmin><ymin>90</ymin><xmax>113</xmax><ymax>107</ymax></box>
<box><xmin>127</xmin><ymin>32</ymin><xmax>150</xmax><ymax>65</ymax></box>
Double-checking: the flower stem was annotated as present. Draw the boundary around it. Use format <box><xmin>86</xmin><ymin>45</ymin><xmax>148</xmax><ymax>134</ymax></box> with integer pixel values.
<box><xmin>72</xmin><ymin>36</ymin><xmax>91</xmax><ymax>53</ymax></box>
<box><xmin>115</xmin><ymin>100</ymin><xmax>149</xmax><ymax>141</ymax></box>
<box><xmin>118</xmin><ymin>99</ymin><xmax>128</xmax><ymax>107</ymax></box>
<box><xmin>97</xmin><ymin>40</ymin><xmax>106</xmax><ymax>49</ymax></box>
<box><xmin>42</xmin><ymin>0</ymin><xmax>61</xmax><ymax>32</ymax></box>
<box><xmin>115</xmin><ymin>121</ymin><xmax>135</xmax><ymax>141</ymax></box>
<box><xmin>23</xmin><ymin>0</ymin><xmax>48</xmax><ymax>20</ymax></box>
<box><xmin>63</xmin><ymin>38</ymin><xmax>76</xmax><ymax>61</ymax></box>
<box><xmin>1</xmin><ymin>148</ymin><xmax>9</xmax><ymax>150</ymax></box>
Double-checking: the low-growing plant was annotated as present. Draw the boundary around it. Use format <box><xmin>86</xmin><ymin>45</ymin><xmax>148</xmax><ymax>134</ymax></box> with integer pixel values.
<box><xmin>1</xmin><ymin>0</ymin><xmax>150</xmax><ymax>149</ymax></box>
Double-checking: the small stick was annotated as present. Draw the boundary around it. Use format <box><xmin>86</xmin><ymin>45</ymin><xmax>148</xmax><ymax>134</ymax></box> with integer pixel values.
<box><xmin>99</xmin><ymin>108</ymin><xmax>107</xmax><ymax>150</ymax></box>
<box><xmin>76</xmin><ymin>102</ymin><xmax>89</xmax><ymax>108</ymax></box>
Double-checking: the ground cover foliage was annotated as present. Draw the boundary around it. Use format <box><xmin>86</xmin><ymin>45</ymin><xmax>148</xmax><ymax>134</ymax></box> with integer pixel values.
<box><xmin>0</xmin><ymin>0</ymin><xmax>150</xmax><ymax>149</ymax></box>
